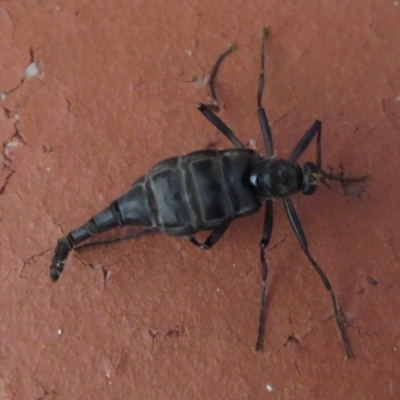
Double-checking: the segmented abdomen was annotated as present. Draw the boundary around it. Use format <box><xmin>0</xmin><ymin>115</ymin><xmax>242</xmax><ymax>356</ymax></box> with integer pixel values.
<box><xmin>118</xmin><ymin>149</ymin><xmax>261</xmax><ymax>236</ymax></box>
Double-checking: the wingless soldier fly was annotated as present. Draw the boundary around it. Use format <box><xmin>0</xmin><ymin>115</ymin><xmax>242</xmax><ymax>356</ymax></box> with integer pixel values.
<box><xmin>50</xmin><ymin>28</ymin><xmax>367</xmax><ymax>358</ymax></box>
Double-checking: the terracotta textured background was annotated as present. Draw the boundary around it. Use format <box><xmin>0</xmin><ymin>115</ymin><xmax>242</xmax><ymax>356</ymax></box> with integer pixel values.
<box><xmin>1</xmin><ymin>0</ymin><xmax>399</xmax><ymax>399</ymax></box>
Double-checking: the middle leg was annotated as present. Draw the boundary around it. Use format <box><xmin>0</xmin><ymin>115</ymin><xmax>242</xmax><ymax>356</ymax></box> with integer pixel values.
<box><xmin>288</xmin><ymin>120</ymin><xmax>322</xmax><ymax>167</ymax></box>
<box><xmin>186</xmin><ymin>222</ymin><xmax>230</xmax><ymax>250</ymax></box>
<box><xmin>254</xmin><ymin>199</ymin><xmax>274</xmax><ymax>351</ymax></box>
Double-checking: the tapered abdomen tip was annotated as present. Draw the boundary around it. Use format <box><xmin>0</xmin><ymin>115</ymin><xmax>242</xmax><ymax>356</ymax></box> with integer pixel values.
<box><xmin>49</xmin><ymin>241</ymin><xmax>71</xmax><ymax>282</ymax></box>
<box><xmin>50</xmin><ymin>267</ymin><xmax>60</xmax><ymax>282</ymax></box>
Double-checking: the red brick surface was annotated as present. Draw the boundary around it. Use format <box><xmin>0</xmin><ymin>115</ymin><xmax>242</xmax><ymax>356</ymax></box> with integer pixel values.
<box><xmin>1</xmin><ymin>1</ymin><xmax>399</xmax><ymax>399</ymax></box>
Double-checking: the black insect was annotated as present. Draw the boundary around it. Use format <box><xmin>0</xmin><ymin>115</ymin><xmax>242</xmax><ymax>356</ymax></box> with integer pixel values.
<box><xmin>50</xmin><ymin>28</ymin><xmax>367</xmax><ymax>358</ymax></box>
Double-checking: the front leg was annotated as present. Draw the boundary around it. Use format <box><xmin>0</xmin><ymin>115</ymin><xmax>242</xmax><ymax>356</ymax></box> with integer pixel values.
<box><xmin>289</xmin><ymin>120</ymin><xmax>322</xmax><ymax>167</ymax></box>
<box><xmin>289</xmin><ymin>121</ymin><xmax>368</xmax><ymax>186</ymax></box>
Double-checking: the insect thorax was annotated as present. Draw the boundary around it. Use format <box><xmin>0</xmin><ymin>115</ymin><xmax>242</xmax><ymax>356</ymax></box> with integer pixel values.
<box><xmin>249</xmin><ymin>157</ymin><xmax>303</xmax><ymax>199</ymax></box>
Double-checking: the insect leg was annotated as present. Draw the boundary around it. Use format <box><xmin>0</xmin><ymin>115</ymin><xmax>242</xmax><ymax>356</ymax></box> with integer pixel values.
<box><xmin>205</xmin><ymin>44</ymin><xmax>236</xmax><ymax>112</ymax></box>
<box><xmin>254</xmin><ymin>199</ymin><xmax>273</xmax><ymax>351</ymax></box>
<box><xmin>257</xmin><ymin>26</ymin><xmax>274</xmax><ymax>157</ymax></box>
<box><xmin>288</xmin><ymin>120</ymin><xmax>368</xmax><ymax>184</ymax></box>
<box><xmin>74</xmin><ymin>229</ymin><xmax>155</xmax><ymax>251</ymax></box>
<box><xmin>282</xmin><ymin>197</ymin><xmax>353</xmax><ymax>359</ymax></box>
<box><xmin>186</xmin><ymin>223</ymin><xmax>230</xmax><ymax>250</ymax></box>
<box><xmin>288</xmin><ymin>120</ymin><xmax>322</xmax><ymax>166</ymax></box>
<box><xmin>197</xmin><ymin>104</ymin><xmax>245</xmax><ymax>148</ymax></box>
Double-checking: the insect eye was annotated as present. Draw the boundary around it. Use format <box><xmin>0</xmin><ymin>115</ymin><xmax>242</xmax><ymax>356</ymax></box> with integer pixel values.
<box><xmin>302</xmin><ymin>162</ymin><xmax>319</xmax><ymax>195</ymax></box>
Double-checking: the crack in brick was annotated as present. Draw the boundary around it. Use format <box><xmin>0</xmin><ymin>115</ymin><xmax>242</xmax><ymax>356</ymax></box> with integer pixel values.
<box><xmin>165</xmin><ymin>324</ymin><xmax>187</xmax><ymax>339</ymax></box>
<box><xmin>296</xmin><ymin>324</ymin><xmax>318</xmax><ymax>342</ymax></box>
<box><xmin>352</xmin><ymin>320</ymin><xmax>378</xmax><ymax>337</ymax></box>
<box><xmin>33</xmin><ymin>378</ymin><xmax>59</xmax><ymax>400</ymax></box>
<box><xmin>269</xmin><ymin>235</ymin><xmax>288</xmax><ymax>252</ymax></box>
<box><xmin>15</xmin><ymin>190</ymin><xmax>23</xmax><ymax>201</ymax></box>
<box><xmin>51</xmin><ymin>219</ymin><xmax>64</xmax><ymax>237</ymax></box>
<box><xmin>20</xmin><ymin>248</ymin><xmax>53</xmax><ymax>278</ymax></box>
<box><xmin>294</xmin><ymin>361</ymin><xmax>300</xmax><ymax>375</ymax></box>
<box><xmin>299</xmin><ymin>272</ymin><xmax>306</xmax><ymax>289</ymax></box>
<box><xmin>338</xmin><ymin>300</ymin><xmax>353</xmax><ymax>329</ymax></box>
<box><xmin>1</xmin><ymin>105</ymin><xmax>26</xmax><ymax>195</ymax></box>
<box><xmin>2</xmin><ymin>48</ymin><xmax>38</xmax><ymax>97</ymax></box>
<box><xmin>101</xmin><ymin>265</ymin><xmax>110</xmax><ymax>288</ymax></box>
<box><xmin>271</xmin><ymin>107</ymin><xmax>295</xmax><ymax>125</ymax></box>
<box><xmin>284</xmin><ymin>334</ymin><xmax>303</xmax><ymax>350</ymax></box>
<box><xmin>42</xmin><ymin>144</ymin><xmax>54</xmax><ymax>153</ymax></box>
<box><xmin>384</xmin><ymin>234</ymin><xmax>399</xmax><ymax>264</ymax></box>
<box><xmin>3</xmin><ymin>126</ymin><xmax>26</xmax><ymax>160</ymax></box>
<box><xmin>74</xmin><ymin>0</ymin><xmax>97</xmax><ymax>16</ymax></box>
<box><xmin>319</xmin><ymin>303</ymin><xmax>352</xmax><ymax>330</ymax></box>
<box><xmin>148</xmin><ymin>324</ymin><xmax>188</xmax><ymax>351</ymax></box>
<box><xmin>0</xmin><ymin>167</ymin><xmax>14</xmax><ymax>196</ymax></box>
<box><xmin>74</xmin><ymin>253</ymin><xmax>123</xmax><ymax>289</ymax></box>
<box><xmin>182</xmin><ymin>73</ymin><xmax>209</xmax><ymax>88</ymax></box>
<box><xmin>288</xmin><ymin>304</ymin><xmax>352</xmax><ymax>347</ymax></box>
<box><xmin>4</xmin><ymin>7</ymin><xmax>16</xmax><ymax>32</ymax></box>
<box><xmin>74</xmin><ymin>253</ymin><xmax>97</xmax><ymax>274</ymax></box>
<box><xmin>148</xmin><ymin>328</ymin><xmax>159</xmax><ymax>351</ymax></box>
<box><xmin>3</xmin><ymin>48</ymin><xmax>35</xmax><ymax>96</ymax></box>
<box><xmin>110</xmin><ymin>347</ymin><xmax>127</xmax><ymax>374</ymax></box>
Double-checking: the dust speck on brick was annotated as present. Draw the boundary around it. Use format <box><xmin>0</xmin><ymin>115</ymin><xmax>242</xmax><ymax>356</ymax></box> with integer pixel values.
<box><xmin>24</xmin><ymin>62</ymin><xmax>40</xmax><ymax>80</ymax></box>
